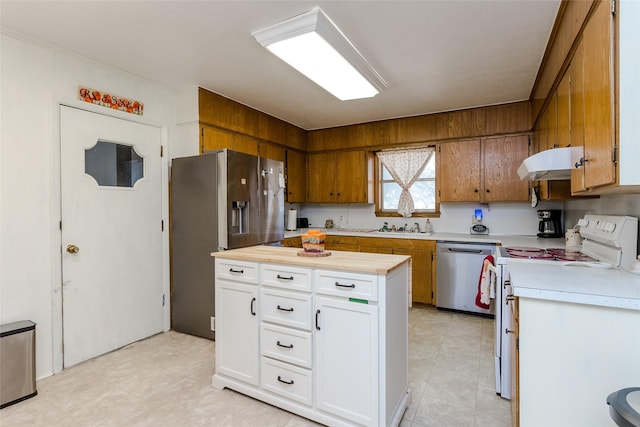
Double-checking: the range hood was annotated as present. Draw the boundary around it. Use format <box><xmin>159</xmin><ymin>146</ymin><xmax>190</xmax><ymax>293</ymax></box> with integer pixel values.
<box><xmin>517</xmin><ymin>147</ymin><xmax>580</xmax><ymax>181</ymax></box>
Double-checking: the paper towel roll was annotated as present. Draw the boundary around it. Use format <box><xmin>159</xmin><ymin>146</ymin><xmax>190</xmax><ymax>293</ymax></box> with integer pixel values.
<box><xmin>287</xmin><ymin>209</ymin><xmax>297</xmax><ymax>231</ymax></box>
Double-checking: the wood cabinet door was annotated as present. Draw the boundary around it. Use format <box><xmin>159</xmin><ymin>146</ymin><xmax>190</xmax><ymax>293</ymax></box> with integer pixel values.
<box><xmin>557</xmin><ymin>73</ymin><xmax>571</xmax><ymax>148</ymax></box>
<box><xmin>286</xmin><ymin>150</ymin><xmax>307</xmax><ymax>203</ymax></box>
<box><xmin>281</xmin><ymin>237</ymin><xmax>302</xmax><ymax>248</ymax></box>
<box><xmin>439</xmin><ymin>140</ymin><xmax>481</xmax><ymax>202</ymax></box>
<box><xmin>511</xmin><ymin>297</ymin><xmax>520</xmax><ymax>427</ymax></box>
<box><xmin>582</xmin><ymin>0</ymin><xmax>615</xmax><ymax>189</ymax></box>
<box><xmin>307</xmin><ymin>152</ymin><xmax>336</xmax><ymax>202</ymax></box>
<box><xmin>234</xmin><ymin>134</ymin><xmax>260</xmax><ymax>156</ymax></box>
<box><xmin>335</xmin><ymin>150</ymin><xmax>367</xmax><ymax>203</ymax></box>
<box><xmin>570</xmin><ymin>41</ymin><xmax>587</xmax><ymax>194</ymax></box>
<box><xmin>546</xmin><ymin>91</ymin><xmax>558</xmax><ymax>149</ymax></box>
<box><xmin>537</xmin><ymin>108</ymin><xmax>549</xmax><ymax>153</ymax></box>
<box><xmin>200</xmin><ymin>124</ymin><xmax>234</xmax><ymax>153</ymax></box>
<box><xmin>482</xmin><ymin>135</ymin><xmax>530</xmax><ymax>202</ymax></box>
<box><xmin>394</xmin><ymin>248</ymin><xmax>433</xmax><ymax>305</ymax></box>
<box><xmin>259</xmin><ymin>141</ymin><xmax>286</xmax><ymax>162</ymax></box>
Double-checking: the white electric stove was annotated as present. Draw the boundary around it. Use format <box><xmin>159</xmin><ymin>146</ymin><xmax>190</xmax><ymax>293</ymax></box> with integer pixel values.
<box><xmin>493</xmin><ymin>214</ymin><xmax>638</xmax><ymax>400</ymax></box>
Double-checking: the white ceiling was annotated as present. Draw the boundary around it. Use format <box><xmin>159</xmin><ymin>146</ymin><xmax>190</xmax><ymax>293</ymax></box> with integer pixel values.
<box><xmin>0</xmin><ymin>1</ymin><xmax>560</xmax><ymax>130</ymax></box>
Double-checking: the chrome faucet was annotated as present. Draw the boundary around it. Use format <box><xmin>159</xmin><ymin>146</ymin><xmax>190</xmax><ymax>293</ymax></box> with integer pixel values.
<box><xmin>414</xmin><ymin>222</ymin><xmax>420</xmax><ymax>233</ymax></box>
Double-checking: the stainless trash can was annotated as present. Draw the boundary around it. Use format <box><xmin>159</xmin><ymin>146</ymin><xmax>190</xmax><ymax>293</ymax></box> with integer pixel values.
<box><xmin>0</xmin><ymin>320</ymin><xmax>37</xmax><ymax>409</ymax></box>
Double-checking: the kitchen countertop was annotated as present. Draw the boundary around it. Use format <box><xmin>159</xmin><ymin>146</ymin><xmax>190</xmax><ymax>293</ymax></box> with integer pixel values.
<box><xmin>211</xmin><ymin>245</ymin><xmax>410</xmax><ymax>274</ymax></box>
<box><xmin>284</xmin><ymin>229</ymin><xmax>566</xmax><ymax>248</ymax></box>
<box><xmin>509</xmin><ymin>260</ymin><xmax>640</xmax><ymax>311</ymax></box>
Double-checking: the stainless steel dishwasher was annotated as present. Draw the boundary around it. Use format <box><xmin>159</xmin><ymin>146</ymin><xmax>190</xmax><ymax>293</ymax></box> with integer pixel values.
<box><xmin>436</xmin><ymin>241</ymin><xmax>496</xmax><ymax>316</ymax></box>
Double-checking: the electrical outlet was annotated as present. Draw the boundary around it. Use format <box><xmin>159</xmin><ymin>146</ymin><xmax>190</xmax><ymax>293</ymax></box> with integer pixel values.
<box><xmin>210</xmin><ymin>316</ymin><xmax>215</xmax><ymax>331</ymax></box>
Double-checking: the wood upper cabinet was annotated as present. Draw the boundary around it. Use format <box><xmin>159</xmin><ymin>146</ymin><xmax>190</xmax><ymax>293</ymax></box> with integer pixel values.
<box><xmin>233</xmin><ymin>134</ymin><xmax>260</xmax><ymax>157</ymax></box>
<box><xmin>581</xmin><ymin>0</ymin><xmax>615</xmax><ymax>190</ymax></box>
<box><xmin>307</xmin><ymin>150</ymin><xmax>372</xmax><ymax>203</ymax></box>
<box><xmin>307</xmin><ymin>152</ymin><xmax>335</xmax><ymax>203</ymax></box>
<box><xmin>439</xmin><ymin>136</ymin><xmax>530</xmax><ymax>203</ymax></box>
<box><xmin>285</xmin><ymin>150</ymin><xmax>306</xmax><ymax>203</ymax></box>
<box><xmin>258</xmin><ymin>141</ymin><xmax>285</xmax><ymax>162</ymax></box>
<box><xmin>439</xmin><ymin>139</ymin><xmax>482</xmax><ymax>202</ymax></box>
<box><xmin>535</xmin><ymin>55</ymin><xmax>583</xmax><ymax>201</ymax></box>
<box><xmin>482</xmin><ymin>135</ymin><xmax>530</xmax><ymax>202</ymax></box>
<box><xmin>200</xmin><ymin>124</ymin><xmax>261</xmax><ymax>156</ymax></box>
<box><xmin>200</xmin><ymin>124</ymin><xmax>234</xmax><ymax>153</ymax></box>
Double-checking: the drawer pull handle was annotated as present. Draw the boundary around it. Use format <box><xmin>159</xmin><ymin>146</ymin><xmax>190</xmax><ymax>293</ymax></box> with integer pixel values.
<box><xmin>506</xmin><ymin>295</ymin><xmax>515</xmax><ymax>302</ymax></box>
<box><xmin>277</xmin><ymin>305</ymin><xmax>294</xmax><ymax>312</ymax></box>
<box><xmin>277</xmin><ymin>376</ymin><xmax>294</xmax><ymax>385</ymax></box>
<box><xmin>505</xmin><ymin>328</ymin><xmax>515</xmax><ymax>335</ymax></box>
<box><xmin>250</xmin><ymin>297</ymin><xmax>256</xmax><ymax>316</ymax></box>
<box><xmin>229</xmin><ymin>268</ymin><xmax>244</xmax><ymax>274</ymax></box>
<box><xmin>276</xmin><ymin>341</ymin><xmax>294</xmax><ymax>349</ymax></box>
<box><xmin>277</xmin><ymin>274</ymin><xmax>294</xmax><ymax>280</ymax></box>
<box><xmin>315</xmin><ymin>309</ymin><xmax>321</xmax><ymax>330</ymax></box>
<box><xmin>335</xmin><ymin>281</ymin><xmax>356</xmax><ymax>289</ymax></box>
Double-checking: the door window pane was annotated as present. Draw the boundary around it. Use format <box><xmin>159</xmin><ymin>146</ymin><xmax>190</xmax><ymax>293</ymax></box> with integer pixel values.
<box><xmin>85</xmin><ymin>140</ymin><xmax>143</xmax><ymax>187</ymax></box>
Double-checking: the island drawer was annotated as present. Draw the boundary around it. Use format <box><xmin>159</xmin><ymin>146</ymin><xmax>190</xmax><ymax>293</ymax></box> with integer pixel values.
<box><xmin>216</xmin><ymin>260</ymin><xmax>258</xmax><ymax>284</ymax></box>
<box><xmin>261</xmin><ymin>323</ymin><xmax>312</xmax><ymax>368</ymax></box>
<box><xmin>314</xmin><ymin>270</ymin><xmax>378</xmax><ymax>302</ymax></box>
<box><xmin>261</xmin><ymin>357</ymin><xmax>312</xmax><ymax>406</ymax></box>
<box><xmin>260</xmin><ymin>264</ymin><xmax>312</xmax><ymax>292</ymax></box>
<box><xmin>260</xmin><ymin>288</ymin><xmax>313</xmax><ymax>330</ymax></box>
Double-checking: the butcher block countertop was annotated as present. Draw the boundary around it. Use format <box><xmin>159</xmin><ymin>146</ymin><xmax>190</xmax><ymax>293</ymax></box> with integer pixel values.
<box><xmin>212</xmin><ymin>245</ymin><xmax>410</xmax><ymax>274</ymax></box>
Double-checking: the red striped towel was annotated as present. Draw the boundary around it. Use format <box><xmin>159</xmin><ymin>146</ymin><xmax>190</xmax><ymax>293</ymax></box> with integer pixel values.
<box><xmin>475</xmin><ymin>255</ymin><xmax>495</xmax><ymax>309</ymax></box>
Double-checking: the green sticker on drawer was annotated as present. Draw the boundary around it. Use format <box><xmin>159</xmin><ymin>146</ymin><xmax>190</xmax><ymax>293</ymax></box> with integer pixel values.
<box><xmin>349</xmin><ymin>298</ymin><xmax>368</xmax><ymax>304</ymax></box>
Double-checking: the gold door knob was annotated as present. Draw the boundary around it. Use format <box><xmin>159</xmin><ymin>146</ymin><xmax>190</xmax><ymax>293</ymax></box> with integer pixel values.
<box><xmin>66</xmin><ymin>244</ymin><xmax>80</xmax><ymax>254</ymax></box>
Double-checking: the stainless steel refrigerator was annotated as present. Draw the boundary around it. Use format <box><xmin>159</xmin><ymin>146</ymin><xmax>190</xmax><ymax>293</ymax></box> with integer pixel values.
<box><xmin>170</xmin><ymin>149</ymin><xmax>285</xmax><ymax>339</ymax></box>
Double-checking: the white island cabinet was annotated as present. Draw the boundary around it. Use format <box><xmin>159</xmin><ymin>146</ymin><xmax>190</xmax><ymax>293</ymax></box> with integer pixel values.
<box><xmin>212</xmin><ymin>246</ymin><xmax>411</xmax><ymax>427</ymax></box>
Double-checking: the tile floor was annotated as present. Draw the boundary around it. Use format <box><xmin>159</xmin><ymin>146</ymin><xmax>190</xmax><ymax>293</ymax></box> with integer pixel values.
<box><xmin>0</xmin><ymin>306</ymin><xmax>510</xmax><ymax>427</ymax></box>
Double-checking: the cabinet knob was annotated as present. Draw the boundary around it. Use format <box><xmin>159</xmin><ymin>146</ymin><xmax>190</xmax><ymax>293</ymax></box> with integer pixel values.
<box><xmin>474</xmin><ymin>189</ymin><xmax>479</xmax><ymax>193</ymax></box>
<box><xmin>505</xmin><ymin>328</ymin><xmax>515</xmax><ymax>334</ymax></box>
<box><xmin>486</xmin><ymin>189</ymin><xmax>491</xmax><ymax>193</ymax></box>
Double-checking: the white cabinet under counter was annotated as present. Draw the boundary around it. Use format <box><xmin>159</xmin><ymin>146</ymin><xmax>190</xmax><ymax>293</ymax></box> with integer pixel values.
<box><xmin>509</xmin><ymin>262</ymin><xmax>640</xmax><ymax>427</ymax></box>
<box><xmin>212</xmin><ymin>246</ymin><xmax>411</xmax><ymax>427</ymax></box>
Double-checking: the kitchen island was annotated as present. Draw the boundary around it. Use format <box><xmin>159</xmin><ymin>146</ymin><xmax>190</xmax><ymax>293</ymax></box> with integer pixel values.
<box><xmin>211</xmin><ymin>246</ymin><xmax>411</xmax><ymax>427</ymax></box>
<box><xmin>509</xmin><ymin>262</ymin><xmax>640</xmax><ymax>427</ymax></box>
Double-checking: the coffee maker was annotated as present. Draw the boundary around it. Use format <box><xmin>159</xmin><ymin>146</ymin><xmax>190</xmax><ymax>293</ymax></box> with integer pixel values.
<box><xmin>537</xmin><ymin>210</ymin><xmax>563</xmax><ymax>238</ymax></box>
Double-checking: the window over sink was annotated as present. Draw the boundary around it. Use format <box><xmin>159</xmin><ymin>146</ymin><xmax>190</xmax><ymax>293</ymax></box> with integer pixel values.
<box><xmin>375</xmin><ymin>147</ymin><xmax>437</xmax><ymax>217</ymax></box>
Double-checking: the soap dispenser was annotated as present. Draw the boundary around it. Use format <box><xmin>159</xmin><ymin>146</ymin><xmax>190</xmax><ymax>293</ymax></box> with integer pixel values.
<box><xmin>424</xmin><ymin>219</ymin><xmax>432</xmax><ymax>234</ymax></box>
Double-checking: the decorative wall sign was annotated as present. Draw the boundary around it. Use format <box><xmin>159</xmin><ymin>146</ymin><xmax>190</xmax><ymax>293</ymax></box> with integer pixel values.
<box><xmin>78</xmin><ymin>87</ymin><xmax>144</xmax><ymax>115</ymax></box>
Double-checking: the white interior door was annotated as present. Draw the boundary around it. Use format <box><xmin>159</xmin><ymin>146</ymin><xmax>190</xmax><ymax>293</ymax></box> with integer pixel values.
<box><xmin>60</xmin><ymin>106</ymin><xmax>163</xmax><ymax>368</ymax></box>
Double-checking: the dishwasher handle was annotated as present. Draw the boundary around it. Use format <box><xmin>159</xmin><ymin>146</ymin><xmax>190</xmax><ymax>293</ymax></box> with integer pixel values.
<box><xmin>446</xmin><ymin>248</ymin><xmax>484</xmax><ymax>254</ymax></box>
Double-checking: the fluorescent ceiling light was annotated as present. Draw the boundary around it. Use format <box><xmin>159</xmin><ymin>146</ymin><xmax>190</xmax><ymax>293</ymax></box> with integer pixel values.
<box><xmin>253</xmin><ymin>7</ymin><xmax>386</xmax><ymax>101</ymax></box>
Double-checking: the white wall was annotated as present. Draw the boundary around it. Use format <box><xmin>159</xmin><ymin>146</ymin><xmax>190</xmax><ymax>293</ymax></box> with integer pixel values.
<box><xmin>0</xmin><ymin>33</ymin><xmax>178</xmax><ymax>379</ymax></box>
<box><xmin>297</xmin><ymin>201</ymin><xmax>563</xmax><ymax>236</ymax></box>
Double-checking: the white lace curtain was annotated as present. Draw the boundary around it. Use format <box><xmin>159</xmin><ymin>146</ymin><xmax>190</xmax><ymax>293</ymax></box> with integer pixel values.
<box><xmin>376</xmin><ymin>148</ymin><xmax>434</xmax><ymax>217</ymax></box>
